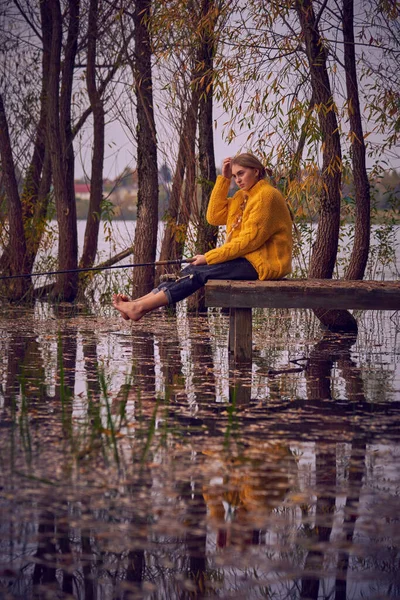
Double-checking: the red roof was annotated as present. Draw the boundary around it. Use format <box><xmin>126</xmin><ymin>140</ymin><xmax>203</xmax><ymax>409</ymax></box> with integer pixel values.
<box><xmin>75</xmin><ymin>183</ymin><xmax>91</xmax><ymax>193</ymax></box>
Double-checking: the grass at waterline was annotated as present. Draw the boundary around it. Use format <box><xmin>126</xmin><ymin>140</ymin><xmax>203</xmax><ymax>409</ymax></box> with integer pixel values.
<box><xmin>1</xmin><ymin>373</ymin><xmax>270</xmax><ymax>510</ymax></box>
<box><xmin>1</xmin><ymin>347</ymin><xmax>240</xmax><ymax>477</ymax></box>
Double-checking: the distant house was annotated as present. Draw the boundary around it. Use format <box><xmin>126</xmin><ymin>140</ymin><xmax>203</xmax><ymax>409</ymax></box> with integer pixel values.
<box><xmin>73</xmin><ymin>170</ymin><xmax>139</xmax><ymax>219</ymax></box>
<box><xmin>74</xmin><ymin>182</ymin><xmax>91</xmax><ymax>201</ymax></box>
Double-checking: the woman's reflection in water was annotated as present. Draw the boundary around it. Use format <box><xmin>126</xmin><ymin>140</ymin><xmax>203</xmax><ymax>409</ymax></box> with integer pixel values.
<box><xmin>202</xmin><ymin>443</ymin><xmax>295</xmax><ymax>549</ymax></box>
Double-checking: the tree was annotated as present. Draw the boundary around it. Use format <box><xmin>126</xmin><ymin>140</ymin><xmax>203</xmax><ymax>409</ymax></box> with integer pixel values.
<box><xmin>0</xmin><ymin>0</ymin><xmax>53</xmax><ymax>297</ymax></box>
<box><xmin>0</xmin><ymin>0</ymin><xmax>128</xmax><ymax>301</ymax></box>
<box><xmin>0</xmin><ymin>93</ymin><xmax>29</xmax><ymax>299</ymax></box>
<box><xmin>79</xmin><ymin>0</ymin><xmax>105</xmax><ymax>273</ymax></box>
<box><xmin>188</xmin><ymin>0</ymin><xmax>220</xmax><ymax>311</ymax></box>
<box><xmin>294</xmin><ymin>0</ymin><xmax>356</xmax><ymax>330</ymax></box>
<box><xmin>19</xmin><ymin>0</ymin><xmax>53</xmax><ymax>278</ymax></box>
<box><xmin>194</xmin><ymin>0</ymin><xmax>219</xmax><ymax>255</ymax></box>
<box><xmin>156</xmin><ymin>79</ymin><xmax>199</xmax><ymax>276</ymax></box>
<box><xmin>47</xmin><ymin>0</ymin><xmax>80</xmax><ymax>302</ymax></box>
<box><xmin>154</xmin><ymin>0</ymin><xmax>222</xmax><ymax>297</ymax></box>
<box><xmin>342</xmin><ymin>0</ymin><xmax>370</xmax><ymax>281</ymax></box>
<box><xmin>1</xmin><ymin>0</ymin><xmax>81</xmax><ymax>302</ymax></box>
<box><xmin>129</xmin><ymin>0</ymin><xmax>159</xmax><ymax>298</ymax></box>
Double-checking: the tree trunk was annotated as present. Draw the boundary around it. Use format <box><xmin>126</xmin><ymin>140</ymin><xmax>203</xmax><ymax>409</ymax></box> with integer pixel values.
<box><xmin>0</xmin><ymin>93</ymin><xmax>30</xmax><ymax>300</ymax></box>
<box><xmin>295</xmin><ymin>0</ymin><xmax>357</xmax><ymax>332</ymax></box>
<box><xmin>131</xmin><ymin>0</ymin><xmax>159</xmax><ymax>298</ymax></box>
<box><xmin>195</xmin><ymin>0</ymin><xmax>217</xmax><ymax>252</ymax></box>
<box><xmin>47</xmin><ymin>0</ymin><xmax>79</xmax><ymax>302</ymax></box>
<box><xmin>181</xmin><ymin>133</ymin><xmax>197</xmax><ymax>246</ymax></box>
<box><xmin>156</xmin><ymin>83</ymin><xmax>199</xmax><ymax>283</ymax></box>
<box><xmin>20</xmin><ymin>0</ymin><xmax>52</xmax><ymax>274</ymax></box>
<box><xmin>187</xmin><ymin>0</ymin><xmax>218</xmax><ymax>311</ymax></box>
<box><xmin>295</xmin><ymin>0</ymin><xmax>342</xmax><ymax>279</ymax></box>
<box><xmin>342</xmin><ymin>0</ymin><xmax>370</xmax><ymax>280</ymax></box>
<box><xmin>79</xmin><ymin>0</ymin><xmax>105</xmax><ymax>275</ymax></box>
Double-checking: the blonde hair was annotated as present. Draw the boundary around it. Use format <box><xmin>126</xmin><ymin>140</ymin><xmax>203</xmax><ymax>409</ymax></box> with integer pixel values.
<box><xmin>231</xmin><ymin>153</ymin><xmax>272</xmax><ymax>180</ymax></box>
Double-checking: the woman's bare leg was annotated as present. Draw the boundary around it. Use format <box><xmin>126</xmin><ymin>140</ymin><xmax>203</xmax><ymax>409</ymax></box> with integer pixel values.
<box><xmin>112</xmin><ymin>290</ymin><xmax>169</xmax><ymax>322</ymax></box>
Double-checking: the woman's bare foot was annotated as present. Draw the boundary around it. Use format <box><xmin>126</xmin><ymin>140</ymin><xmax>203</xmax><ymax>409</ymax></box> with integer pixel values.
<box><xmin>112</xmin><ymin>294</ymin><xmax>145</xmax><ymax>322</ymax></box>
<box><xmin>112</xmin><ymin>290</ymin><xmax>169</xmax><ymax>322</ymax></box>
<box><xmin>112</xmin><ymin>293</ymin><xmax>130</xmax><ymax>320</ymax></box>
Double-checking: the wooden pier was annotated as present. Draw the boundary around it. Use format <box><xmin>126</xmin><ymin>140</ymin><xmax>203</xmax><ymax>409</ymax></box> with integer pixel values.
<box><xmin>205</xmin><ymin>279</ymin><xmax>400</xmax><ymax>363</ymax></box>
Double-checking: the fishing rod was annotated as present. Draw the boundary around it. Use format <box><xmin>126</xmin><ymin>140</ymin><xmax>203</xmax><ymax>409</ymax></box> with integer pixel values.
<box><xmin>0</xmin><ymin>258</ymin><xmax>194</xmax><ymax>281</ymax></box>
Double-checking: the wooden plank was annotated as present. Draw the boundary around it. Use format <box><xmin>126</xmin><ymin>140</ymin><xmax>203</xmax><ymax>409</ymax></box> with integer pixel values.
<box><xmin>205</xmin><ymin>279</ymin><xmax>400</xmax><ymax>311</ymax></box>
<box><xmin>229</xmin><ymin>307</ymin><xmax>252</xmax><ymax>363</ymax></box>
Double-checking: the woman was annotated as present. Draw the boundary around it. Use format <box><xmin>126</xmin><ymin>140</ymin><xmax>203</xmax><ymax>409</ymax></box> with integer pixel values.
<box><xmin>112</xmin><ymin>153</ymin><xmax>293</xmax><ymax>321</ymax></box>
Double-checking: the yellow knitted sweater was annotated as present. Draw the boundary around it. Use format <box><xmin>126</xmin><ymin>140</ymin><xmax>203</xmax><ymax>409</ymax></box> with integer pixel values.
<box><xmin>204</xmin><ymin>175</ymin><xmax>293</xmax><ymax>280</ymax></box>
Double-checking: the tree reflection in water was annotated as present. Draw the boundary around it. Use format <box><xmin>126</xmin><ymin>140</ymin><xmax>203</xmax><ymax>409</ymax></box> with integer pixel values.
<box><xmin>0</xmin><ymin>309</ymin><xmax>399</xmax><ymax>598</ymax></box>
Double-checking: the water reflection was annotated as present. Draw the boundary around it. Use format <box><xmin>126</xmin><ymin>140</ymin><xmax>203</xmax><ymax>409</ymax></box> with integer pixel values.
<box><xmin>0</xmin><ymin>308</ymin><xmax>399</xmax><ymax>599</ymax></box>
<box><xmin>203</xmin><ymin>443</ymin><xmax>294</xmax><ymax>550</ymax></box>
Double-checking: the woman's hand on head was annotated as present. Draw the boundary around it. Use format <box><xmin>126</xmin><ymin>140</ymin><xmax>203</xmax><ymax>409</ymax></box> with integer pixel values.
<box><xmin>222</xmin><ymin>157</ymin><xmax>232</xmax><ymax>179</ymax></box>
<box><xmin>190</xmin><ymin>254</ymin><xmax>207</xmax><ymax>266</ymax></box>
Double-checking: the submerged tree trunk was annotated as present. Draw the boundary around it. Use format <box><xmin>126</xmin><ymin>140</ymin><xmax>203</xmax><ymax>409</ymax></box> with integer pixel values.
<box><xmin>187</xmin><ymin>0</ymin><xmax>218</xmax><ymax>311</ymax></box>
<box><xmin>295</xmin><ymin>0</ymin><xmax>357</xmax><ymax>331</ymax></box>
<box><xmin>0</xmin><ymin>93</ymin><xmax>30</xmax><ymax>300</ymax></box>
<box><xmin>48</xmin><ymin>0</ymin><xmax>79</xmax><ymax>302</ymax></box>
<box><xmin>342</xmin><ymin>0</ymin><xmax>370</xmax><ymax>281</ymax></box>
<box><xmin>131</xmin><ymin>0</ymin><xmax>159</xmax><ymax>298</ymax></box>
<box><xmin>0</xmin><ymin>0</ymin><xmax>52</xmax><ymax>296</ymax></box>
<box><xmin>296</xmin><ymin>0</ymin><xmax>342</xmax><ymax>279</ymax></box>
<box><xmin>20</xmin><ymin>0</ymin><xmax>53</xmax><ymax>275</ymax></box>
<box><xmin>79</xmin><ymin>0</ymin><xmax>105</xmax><ymax>276</ymax></box>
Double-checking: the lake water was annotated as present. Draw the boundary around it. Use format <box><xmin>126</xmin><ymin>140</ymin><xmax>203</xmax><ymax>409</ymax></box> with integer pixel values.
<box><xmin>0</xmin><ymin>222</ymin><xmax>399</xmax><ymax>599</ymax></box>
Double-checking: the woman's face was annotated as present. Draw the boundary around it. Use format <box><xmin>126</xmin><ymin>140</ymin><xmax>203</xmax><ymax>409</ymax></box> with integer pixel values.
<box><xmin>231</xmin><ymin>163</ymin><xmax>259</xmax><ymax>191</ymax></box>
